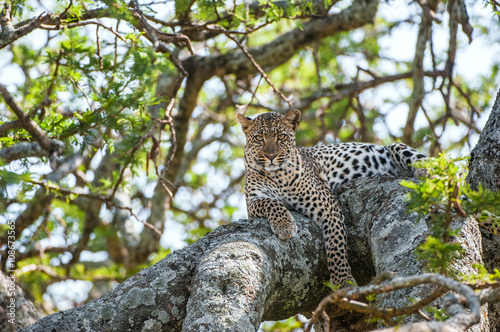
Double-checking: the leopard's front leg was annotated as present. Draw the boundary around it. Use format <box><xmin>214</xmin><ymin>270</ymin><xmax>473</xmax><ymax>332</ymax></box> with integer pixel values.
<box><xmin>247</xmin><ymin>196</ymin><xmax>298</xmax><ymax>239</ymax></box>
<box><xmin>294</xmin><ymin>184</ymin><xmax>355</xmax><ymax>287</ymax></box>
<box><xmin>320</xmin><ymin>208</ymin><xmax>355</xmax><ymax>287</ymax></box>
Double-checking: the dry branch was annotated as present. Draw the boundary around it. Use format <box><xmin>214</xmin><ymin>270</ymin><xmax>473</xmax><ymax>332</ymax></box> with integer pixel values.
<box><xmin>307</xmin><ymin>273</ymin><xmax>480</xmax><ymax>331</ymax></box>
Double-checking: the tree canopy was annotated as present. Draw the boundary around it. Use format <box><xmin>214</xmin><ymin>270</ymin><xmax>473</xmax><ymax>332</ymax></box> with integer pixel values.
<box><xmin>1</xmin><ymin>0</ymin><xmax>500</xmax><ymax>330</ymax></box>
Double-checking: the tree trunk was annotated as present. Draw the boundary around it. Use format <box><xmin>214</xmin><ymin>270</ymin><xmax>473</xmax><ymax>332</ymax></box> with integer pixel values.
<box><xmin>467</xmin><ymin>89</ymin><xmax>500</xmax><ymax>331</ymax></box>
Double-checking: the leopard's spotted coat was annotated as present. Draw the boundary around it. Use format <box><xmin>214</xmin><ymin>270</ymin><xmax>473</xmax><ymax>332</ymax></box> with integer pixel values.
<box><xmin>238</xmin><ymin>109</ymin><xmax>427</xmax><ymax>286</ymax></box>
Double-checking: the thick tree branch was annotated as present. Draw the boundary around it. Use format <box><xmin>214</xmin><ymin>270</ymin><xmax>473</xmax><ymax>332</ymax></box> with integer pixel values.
<box><xmin>466</xmin><ymin>88</ymin><xmax>500</xmax><ymax>330</ymax></box>
<box><xmin>182</xmin><ymin>0</ymin><xmax>379</xmax><ymax>80</ymax></box>
<box><xmin>0</xmin><ymin>119</ymin><xmax>21</xmax><ymax>136</ymax></box>
<box><xmin>0</xmin><ymin>142</ymin><xmax>48</xmax><ymax>163</ymax></box>
<box><xmin>20</xmin><ymin>175</ymin><xmax>489</xmax><ymax>331</ymax></box>
<box><xmin>0</xmin><ymin>272</ymin><xmax>40</xmax><ymax>330</ymax></box>
<box><xmin>20</xmin><ymin>212</ymin><xmax>330</xmax><ymax>332</ymax></box>
<box><xmin>467</xmin><ymin>89</ymin><xmax>500</xmax><ymax>192</ymax></box>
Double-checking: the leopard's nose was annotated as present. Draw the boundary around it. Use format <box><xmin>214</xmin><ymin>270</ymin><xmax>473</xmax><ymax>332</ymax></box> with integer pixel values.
<box><xmin>267</xmin><ymin>153</ymin><xmax>277</xmax><ymax>160</ymax></box>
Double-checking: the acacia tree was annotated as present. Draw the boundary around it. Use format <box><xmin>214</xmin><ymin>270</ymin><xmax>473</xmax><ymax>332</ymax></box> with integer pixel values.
<box><xmin>0</xmin><ymin>0</ymin><xmax>500</xmax><ymax>331</ymax></box>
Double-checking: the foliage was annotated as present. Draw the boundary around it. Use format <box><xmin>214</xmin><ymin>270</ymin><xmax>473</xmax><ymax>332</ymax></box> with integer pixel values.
<box><xmin>260</xmin><ymin>316</ymin><xmax>304</xmax><ymax>332</ymax></box>
<box><xmin>401</xmin><ymin>156</ymin><xmax>500</xmax><ymax>277</ymax></box>
<box><xmin>401</xmin><ymin>155</ymin><xmax>467</xmax><ymax>275</ymax></box>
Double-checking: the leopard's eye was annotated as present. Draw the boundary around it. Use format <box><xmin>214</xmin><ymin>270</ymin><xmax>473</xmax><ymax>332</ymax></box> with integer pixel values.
<box><xmin>277</xmin><ymin>133</ymin><xmax>287</xmax><ymax>140</ymax></box>
<box><xmin>254</xmin><ymin>135</ymin><xmax>263</xmax><ymax>142</ymax></box>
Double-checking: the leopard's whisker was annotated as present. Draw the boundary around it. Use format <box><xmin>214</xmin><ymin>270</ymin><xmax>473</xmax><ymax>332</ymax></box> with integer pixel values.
<box><xmin>283</xmin><ymin>158</ymin><xmax>299</xmax><ymax>169</ymax></box>
<box><xmin>245</xmin><ymin>161</ymin><xmax>263</xmax><ymax>174</ymax></box>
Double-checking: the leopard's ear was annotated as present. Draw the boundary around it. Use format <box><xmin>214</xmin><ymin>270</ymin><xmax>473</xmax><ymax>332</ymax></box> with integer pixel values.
<box><xmin>237</xmin><ymin>113</ymin><xmax>254</xmax><ymax>134</ymax></box>
<box><xmin>283</xmin><ymin>109</ymin><xmax>301</xmax><ymax>131</ymax></box>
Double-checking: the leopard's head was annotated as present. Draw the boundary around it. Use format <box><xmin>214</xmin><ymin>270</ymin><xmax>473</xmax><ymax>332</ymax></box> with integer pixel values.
<box><xmin>237</xmin><ymin>109</ymin><xmax>301</xmax><ymax>172</ymax></box>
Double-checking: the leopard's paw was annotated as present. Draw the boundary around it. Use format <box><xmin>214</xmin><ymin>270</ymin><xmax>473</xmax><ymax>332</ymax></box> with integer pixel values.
<box><xmin>270</xmin><ymin>214</ymin><xmax>298</xmax><ymax>239</ymax></box>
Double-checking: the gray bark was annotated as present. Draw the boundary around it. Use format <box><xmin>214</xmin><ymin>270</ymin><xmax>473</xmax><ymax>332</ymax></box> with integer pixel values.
<box><xmin>19</xmin><ymin>212</ymin><xmax>330</xmax><ymax>332</ymax></box>
<box><xmin>467</xmin><ymin>89</ymin><xmax>500</xmax><ymax>331</ymax></box>
<box><xmin>467</xmin><ymin>89</ymin><xmax>500</xmax><ymax>192</ymax></box>
<box><xmin>0</xmin><ymin>142</ymin><xmax>47</xmax><ymax>163</ymax></box>
<box><xmin>0</xmin><ymin>271</ymin><xmax>40</xmax><ymax>331</ymax></box>
<box><xmin>338</xmin><ymin>177</ymin><xmax>488</xmax><ymax>331</ymax></box>
<box><xmin>17</xmin><ymin>89</ymin><xmax>500</xmax><ymax>332</ymax></box>
<box><xmin>19</xmin><ymin>175</ymin><xmax>489</xmax><ymax>332</ymax></box>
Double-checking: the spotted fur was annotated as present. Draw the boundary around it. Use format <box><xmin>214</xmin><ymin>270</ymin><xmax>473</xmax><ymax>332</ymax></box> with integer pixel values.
<box><xmin>238</xmin><ymin>110</ymin><xmax>428</xmax><ymax>287</ymax></box>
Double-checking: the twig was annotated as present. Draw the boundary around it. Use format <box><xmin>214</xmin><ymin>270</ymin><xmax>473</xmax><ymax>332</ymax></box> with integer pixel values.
<box><xmin>17</xmin><ymin>264</ymin><xmax>65</xmax><ymax>279</ymax></box>
<box><xmin>59</xmin><ymin>0</ymin><xmax>73</xmax><ymax>19</ymax></box>
<box><xmin>96</xmin><ymin>25</ymin><xmax>103</xmax><ymax>69</ymax></box>
<box><xmin>451</xmin><ymin>81</ymin><xmax>479</xmax><ymax>116</ymax></box>
<box><xmin>40</xmin><ymin>21</ymin><xmax>126</xmax><ymax>42</ymax></box>
<box><xmin>113</xmin><ymin>19</ymin><xmax>120</xmax><ymax>65</ymax></box>
<box><xmin>236</xmin><ymin>75</ymin><xmax>264</xmax><ymax>114</ymax></box>
<box><xmin>320</xmin><ymin>311</ymin><xmax>330</xmax><ymax>332</ymax></box>
<box><xmin>45</xmin><ymin>50</ymin><xmax>63</xmax><ymax>103</ymax></box>
<box><xmin>201</xmin><ymin>22</ymin><xmax>273</xmax><ymax>36</ymax></box>
<box><xmin>223</xmin><ymin>33</ymin><xmax>293</xmax><ymax>109</ymax></box>
<box><xmin>158</xmin><ymin>75</ymin><xmax>184</xmax><ymax>180</ymax></box>
<box><xmin>28</xmin><ymin>179</ymin><xmax>162</xmax><ymax>236</ymax></box>
<box><xmin>109</xmin><ymin>123</ymin><xmax>160</xmax><ymax>200</ymax></box>
<box><xmin>305</xmin><ymin>273</ymin><xmax>480</xmax><ymax>331</ymax></box>
<box><xmin>67</xmin><ymin>76</ymin><xmax>92</xmax><ymax>110</ymax></box>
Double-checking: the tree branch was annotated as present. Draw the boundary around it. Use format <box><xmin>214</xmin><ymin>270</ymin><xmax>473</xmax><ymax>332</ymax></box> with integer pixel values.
<box><xmin>19</xmin><ymin>212</ymin><xmax>330</xmax><ymax>332</ymax></box>
<box><xmin>0</xmin><ymin>142</ymin><xmax>48</xmax><ymax>163</ymax></box>
<box><xmin>182</xmin><ymin>0</ymin><xmax>379</xmax><ymax>80</ymax></box>
<box><xmin>0</xmin><ymin>119</ymin><xmax>21</xmax><ymax>136</ymax></box>
<box><xmin>19</xmin><ymin>175</ymin><xmax>489</xmax><ymax>331</ymax></box>
<box><xmin>0</xmin><ymin>84</ymin><xmax>63</xmax><ymax>157</ymax></box>
<box><xmin>466</xmin><ymin>88</ymin><xmax>500</xmax><ymax>328</ymax></box>
<box><xmin>308</xmin><ymin>274</ymin><xmax>479</xmax><ymax>331</ymax></box>
<box><xmin>1</xmin><ymin>152</ymin><xmax>86</xmax><ymax>248</ymax></box>
<box><xmin>402</xmin><ymin>0</ymin><xmax>437</xmax><ymax>144</ymax></box>
<box><xmin>295</xmin><ymin>70</ymin><xmax>446</xmax><ymax>111</ymax></box>
<box><xmin>0</xmin><ymin>272</ymin><xmax>40</xmax><ymax>330</ymax></box>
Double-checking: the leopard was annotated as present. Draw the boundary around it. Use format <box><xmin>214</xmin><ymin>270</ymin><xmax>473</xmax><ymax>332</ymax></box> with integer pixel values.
<box><xmin>237</xmin><ymin>109</ymin><xmax>428</xmax><ymax>287</ymax></box>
